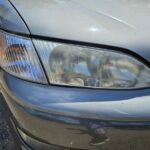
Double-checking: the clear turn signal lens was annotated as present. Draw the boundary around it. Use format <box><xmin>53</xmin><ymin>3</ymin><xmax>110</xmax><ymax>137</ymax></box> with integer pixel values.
<box><xmin>0</xmin><ymin>31</ymin><xmax>47</xmax><ymax>83</ymax></box>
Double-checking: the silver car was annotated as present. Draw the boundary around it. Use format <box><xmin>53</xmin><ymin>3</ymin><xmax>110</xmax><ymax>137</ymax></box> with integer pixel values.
<box><xmin>0</xmin><ymin>0</ymin><xmax>150</xmax><ymax>150</ymax></box>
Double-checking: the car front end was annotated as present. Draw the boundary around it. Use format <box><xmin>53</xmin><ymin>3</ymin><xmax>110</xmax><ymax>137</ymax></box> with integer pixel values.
<box><xmin>0</xmin><ymin>0</ymin><xmax>150</xmax><ymax>150</ymax></box>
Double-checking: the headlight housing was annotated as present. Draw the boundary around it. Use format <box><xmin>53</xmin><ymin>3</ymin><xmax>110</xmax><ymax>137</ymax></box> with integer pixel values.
<box><xmin>33</xmin><ymin>40</ymin><xmax>150</xmax><ymax>89</ymax></box>
<box><xmin>0</xmin><ymin>31</ymin><xmax>150</xmax><ymax>89</ymax></box>
<box><xmin>0</xmin><ymin>31</ymin><xmax>47</xmax><ymax>83</ymax></box>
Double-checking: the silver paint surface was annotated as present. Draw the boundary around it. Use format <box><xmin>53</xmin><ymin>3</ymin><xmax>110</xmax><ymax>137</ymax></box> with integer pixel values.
<box><xmin>0</xmin><ymin>0</ymin><xmax>29</xmax><ymax>34</ymax></box>
<box><xmin>9</xmin><ymin>0</ymin><xmax>150</xmax><ymax>61</ymax></box>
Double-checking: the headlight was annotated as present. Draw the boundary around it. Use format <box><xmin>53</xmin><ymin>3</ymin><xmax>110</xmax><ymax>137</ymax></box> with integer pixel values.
<box><xmin>0</xmin><ymin>31</ymin><xmax>47</xmax><ymax>83</ymax></box>
<box><xmin>33</xmin><ymin>40</ymin><xmax>150</xmax><ymax>89</ymax></box>
<box><xmin>0</xmin><ymin>31</ymin><xmax>149</xmax><ymax>89</ymax></box>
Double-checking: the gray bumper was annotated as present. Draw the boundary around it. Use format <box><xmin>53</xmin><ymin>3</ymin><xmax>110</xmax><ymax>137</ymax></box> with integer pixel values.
<box><xmin>0</xmin><ymin>70</ymin><xmax>150</xmax><ymax>150</ymax></box>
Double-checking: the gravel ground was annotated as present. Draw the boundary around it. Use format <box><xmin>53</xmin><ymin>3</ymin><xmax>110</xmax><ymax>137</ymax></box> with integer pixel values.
<box><xmin>0</xmin><ymin>94</ymin><xmax>20</xmax><ymax>150</ymax></box>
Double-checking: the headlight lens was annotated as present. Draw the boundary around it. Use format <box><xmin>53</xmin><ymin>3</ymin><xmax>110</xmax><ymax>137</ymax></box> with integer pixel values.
<box><xmin>1</xmin><ymin>31</ymin><xmax>149</xmax><ymax>89</ymax></box>
<box><xmin>0</xmin><ymin>31</ymin><xmax>47</xmax><ymax>83</ymax></box>
<box><xmin>34</xmin><ymin>40</ymin><xmax>150</xmax><ymax>89</ymax></box>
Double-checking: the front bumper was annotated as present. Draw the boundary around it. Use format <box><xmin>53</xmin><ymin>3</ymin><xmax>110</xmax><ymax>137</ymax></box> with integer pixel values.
<box><xmin>0</xmin><ymin>70</ymin><xmax>150</xmax><ymax>150</ymax></box>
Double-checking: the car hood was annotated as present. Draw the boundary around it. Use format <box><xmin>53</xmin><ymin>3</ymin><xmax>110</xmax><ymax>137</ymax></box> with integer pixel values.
<box><xmin>10</xmin><ymin>0</ymin><xmax>150</xmax><ymax>62</ymax></box>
